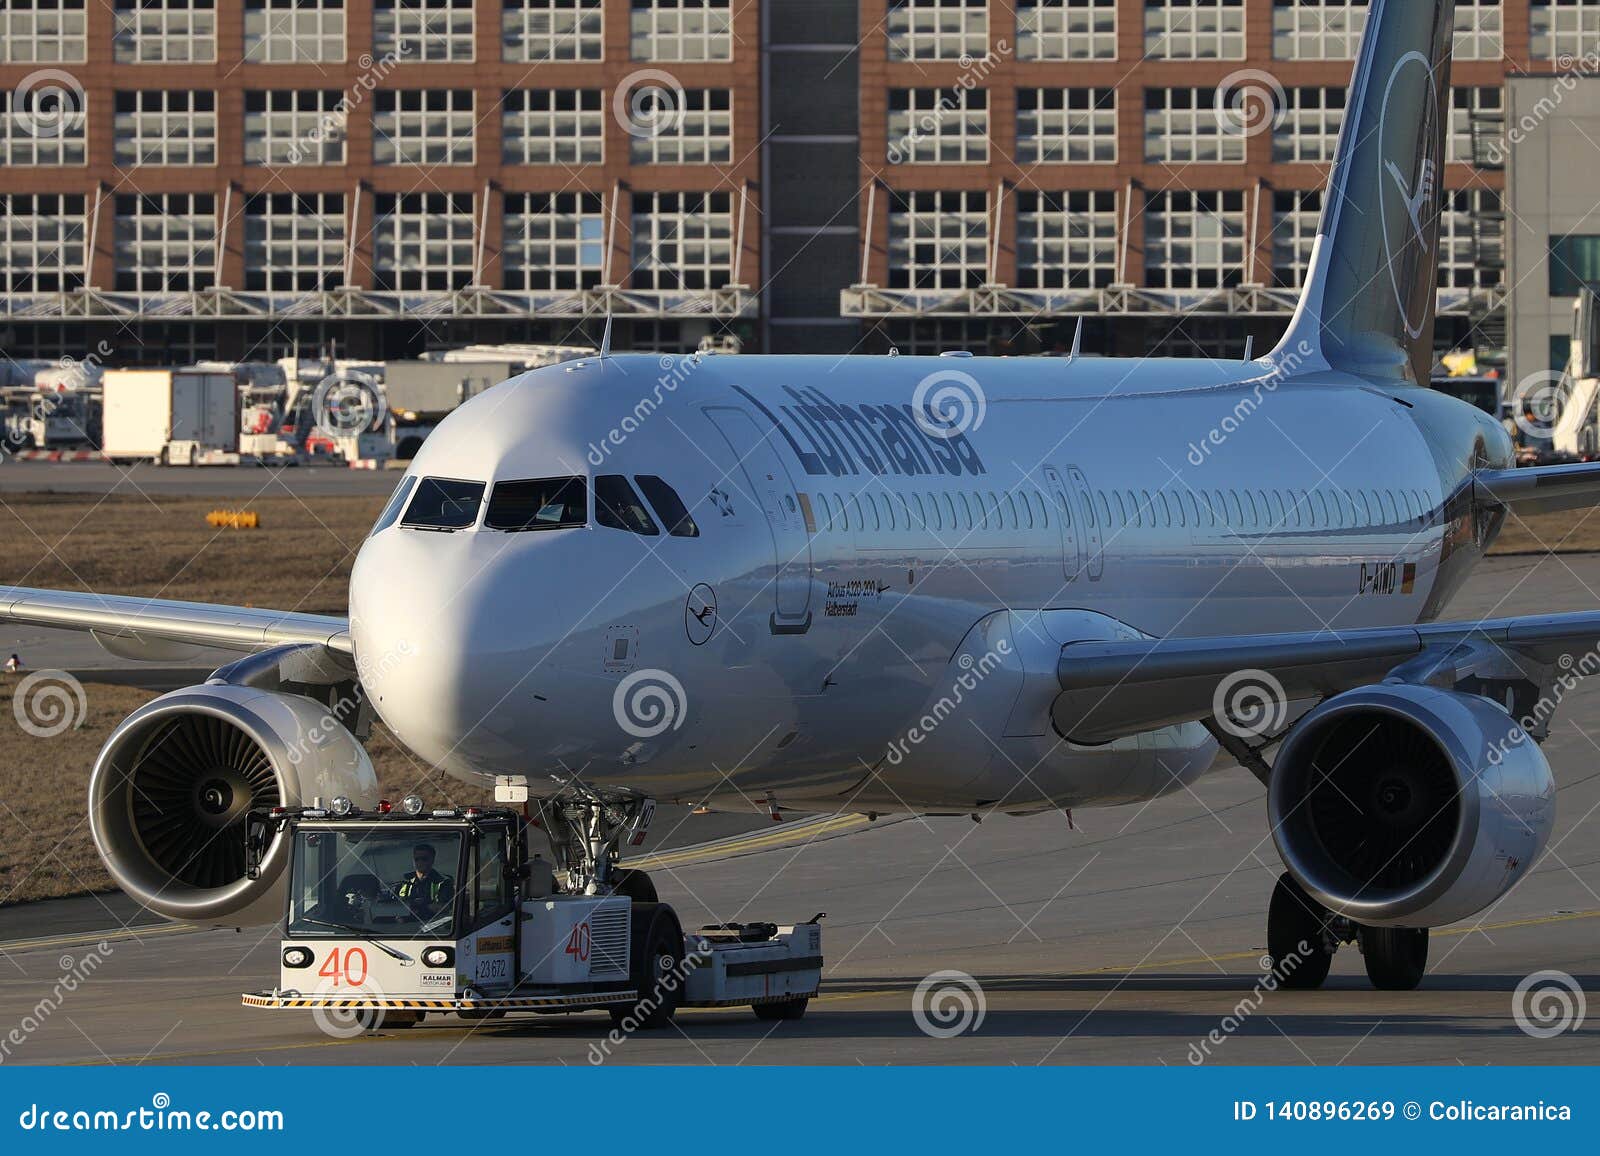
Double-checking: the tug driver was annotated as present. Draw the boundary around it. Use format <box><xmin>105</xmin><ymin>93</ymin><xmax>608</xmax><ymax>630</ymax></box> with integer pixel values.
<box><xmin>393</xmin><ymin>843</ymin><xmax>454</xmax><ymax>920</ymax></box>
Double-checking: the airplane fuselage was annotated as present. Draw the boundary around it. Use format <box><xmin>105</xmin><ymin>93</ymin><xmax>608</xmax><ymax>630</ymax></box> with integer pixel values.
<box><xmin>349</xmin><ymin>352</ymin><xmax>1512</xmax><ymax>814</ymax></box>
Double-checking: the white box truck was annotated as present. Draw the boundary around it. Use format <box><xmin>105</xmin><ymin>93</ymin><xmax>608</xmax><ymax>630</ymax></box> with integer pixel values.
<box><xmin>102</xmin><ymin>369</ymin><xmax>239</xmax><ymax>465</ymax></box>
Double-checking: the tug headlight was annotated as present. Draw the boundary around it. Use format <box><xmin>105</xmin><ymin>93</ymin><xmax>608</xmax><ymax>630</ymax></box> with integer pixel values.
<box><xmin>283</xmin><ymin>946</ymin><xmax>314</xmax><ymax>969</ymax></box>
<box><xmin>421</xmin><ymin>946</ymin><xmax>454</xmax><ymax>968</ymax></box>
<box><xmin>331</xmin><ymin>795</ymin><xmax>353</xmax><ymax>817</ymax></box>
<box><xmin>402</xmin><ymin>794</ymin><xmax>425</xmax><ymax>816</ymax></box>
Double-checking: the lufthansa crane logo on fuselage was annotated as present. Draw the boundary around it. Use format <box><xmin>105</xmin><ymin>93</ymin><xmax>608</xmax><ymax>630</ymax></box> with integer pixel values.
<box><xmin>1378</xmin><ymin>49</ymin><xmax>1441</xmax><ymax>342</ymax></box>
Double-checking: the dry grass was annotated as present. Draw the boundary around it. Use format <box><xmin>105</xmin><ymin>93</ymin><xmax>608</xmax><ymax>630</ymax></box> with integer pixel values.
<box><xmin>0</xmin><ymin>678</ymin><xmax>492</xmax><ymax>907</ymax></box>
<box><xmin>0</xmin><ymin>491</ymin><xmax>387</xmax><ymax>613</ymax></box>
<box><xmin>1490</xmin><ymin>511</ymin><xmax>1600</xmax><ymax>555</ymax></box>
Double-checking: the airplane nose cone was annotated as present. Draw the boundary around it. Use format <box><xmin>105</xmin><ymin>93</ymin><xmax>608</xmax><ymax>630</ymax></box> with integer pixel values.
<box><xmin>349</xmin><ymin>528</ymin><xmax>573</xmax><ymax>780</ymax></box>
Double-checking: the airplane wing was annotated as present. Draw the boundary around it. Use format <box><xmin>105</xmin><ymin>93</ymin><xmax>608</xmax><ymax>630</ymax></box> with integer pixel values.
<box><xmin>1054</xmin><ymin>611</ymin><xmax>1600</xmax><ymax>745</ymax></box>
<box><xmin>1476</xmin><ymin>461</ymin><xmax>1600</xmax><ymax>515</ymax></box>
<box><xmin>0</xmin><ymin>585</ymin><xmax>352</xmax><ymax>662</ymax></box>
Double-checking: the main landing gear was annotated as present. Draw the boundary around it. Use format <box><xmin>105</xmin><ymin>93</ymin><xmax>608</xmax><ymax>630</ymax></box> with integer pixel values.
<box><xmin>1267</xmin><ymin>872</ymin><xmax>1429</xmax><ymax>991</ymax></box>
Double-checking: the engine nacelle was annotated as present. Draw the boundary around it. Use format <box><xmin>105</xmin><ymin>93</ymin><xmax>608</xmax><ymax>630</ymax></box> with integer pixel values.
<box><xmin>88</xmin><ymin>684</ymin><xmax>378</xmax><ymax>926</ymax></box>
<box><xmin>1268</xmin><ymin>684</ymin><xmax>1554</xmax><ymax>928</ymax></box>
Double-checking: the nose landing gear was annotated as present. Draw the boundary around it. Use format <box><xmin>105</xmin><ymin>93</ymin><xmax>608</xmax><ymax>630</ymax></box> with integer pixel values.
<box><xmin>1266</xmin><ymin>872</ymin><xmax>1430</xmax><ymax>991</ymax></box>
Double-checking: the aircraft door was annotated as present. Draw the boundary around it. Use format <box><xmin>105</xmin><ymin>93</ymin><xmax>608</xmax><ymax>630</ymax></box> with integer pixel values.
<box><xmin>1042</xmin><ymin>466</ymin><xmax>1082</xmax><ymax>582</ymax></box>
<box><xmin>1066</xmin><ymin>466</ymin><xmax>1104</xmax><ymax>580</ymax></box>
<box><xmin>704</xmin><ymin>406</ymin><xmax>814</xmax><ymax>631</ymax></box>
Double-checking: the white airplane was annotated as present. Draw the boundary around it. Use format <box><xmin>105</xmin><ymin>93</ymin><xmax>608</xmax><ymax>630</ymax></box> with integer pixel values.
<box><xmin>2</xmin><ymin>0</ymin><xmax>1593</xmax><ymax>994</ymax></box>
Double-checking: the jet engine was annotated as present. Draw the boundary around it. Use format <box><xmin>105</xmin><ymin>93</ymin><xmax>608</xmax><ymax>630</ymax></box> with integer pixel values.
<box><xmin>1267</xmin><ymin>683</ymin><xmax>1554</xmax><ymax>927</ymax></box>
<box><xmin>88</xmin><ymin>683</ymin><xmax>378</xmax><ymax>926</ymax></box>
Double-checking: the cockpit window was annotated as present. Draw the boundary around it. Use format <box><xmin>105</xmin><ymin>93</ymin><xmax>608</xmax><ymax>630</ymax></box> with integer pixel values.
<box><xmin>635</xmin><ymin>475</ymin><xmax>700</xmax><ymax>538</ymax></box>
<box><xmin>371</xmin><ymin>475</ymin><xmax>417</xmax><ymax>536</ymax></box>
<box><xmin>401</xmin><ymin>477</ymin><xmax>484</xmax><ymax>531</ymax></box>
<box><xmin>485</xmin><ymin>477</ymin><xmax>587</xmax><ymax>532</ymax></box>
<box><xmin>595</xmin><ymin>475</ymin><xmax>660</xmax><ymax>536</ymax></box>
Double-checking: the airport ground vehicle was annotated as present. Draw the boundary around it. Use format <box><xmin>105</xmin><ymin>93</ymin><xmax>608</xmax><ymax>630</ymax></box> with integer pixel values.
<box><xmin>239</xmin><ymin>797</ymin><xmax>822</xmax><ymax>1031</ymax></box>
<box><xmin>101</xmin><ymin>369</ymin><xmax>238</xmax><ymax>464</ymax></box>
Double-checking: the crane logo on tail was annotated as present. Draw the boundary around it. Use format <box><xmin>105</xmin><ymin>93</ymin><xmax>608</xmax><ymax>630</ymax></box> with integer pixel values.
<box><xmin>1377</xmin><ymin>50</ymin><xmax>1442</xmax><ymax>341</ymax></box>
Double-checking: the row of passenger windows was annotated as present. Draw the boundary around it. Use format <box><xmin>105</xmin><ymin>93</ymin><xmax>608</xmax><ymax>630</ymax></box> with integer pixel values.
<box><xmin>378</xmin><ymin>473</ymin><xmax>698</xmax><ymax>536</ymax></box>
<box><xmin>803</xmin><ymin>484</ymin><xmax>1436</xmax><ymax>538</ymax></box>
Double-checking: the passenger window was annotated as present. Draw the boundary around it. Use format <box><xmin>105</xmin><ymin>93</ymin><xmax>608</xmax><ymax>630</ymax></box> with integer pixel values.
<box><xmin>942</xmin><ymin>493</ymin><xmax>957</xmax><ymax>530</ymax></box>
<box><xmin>634</xmin><ymin>475</ymin><xmax>700</xmax><ymax>537</ymax></box>
<box><xmin>852</xmin><ymin>494</ymin><xmax>868</xmax><ymax>532</ymax></box>
<box><xmin>404</xmin><ymin>477</ymin><xmax>487</xmax><ymax>531</ymax></box>
<box><xmin>595</xmin><ymin>475</ymin><xmax>660</xmax><ymax>535</ymax></box>
<box><xmin>372</xmin><ymin>475</ymin><xmax>417</xmax><ymax>535</ymax></box>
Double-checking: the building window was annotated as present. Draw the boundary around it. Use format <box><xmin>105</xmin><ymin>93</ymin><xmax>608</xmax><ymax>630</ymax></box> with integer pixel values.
<box><xmin>3</xmin><ymin>90</ymin><xmax>86</xmax><ymax>164</ymax></box>
<box><xmin>887</xmin><ymin>88</ymin><xmax>989</xmax><ymax>164</ymax></box>
<box><xmin>1448</xmin><ymin>85</ymin><xmax>1503</xmax><ymax>166</ymax></box>
<box><xmin>0</xmin><ymin>194</ymin><xmax>85</xmax><ymax>292</ymax></box>
<box><xmin>1272</xmin><ymin>0</ymin><xmax>1365</xmax><ymax>60</ymax></box>
<box><xmin>374</xmin><ymin>0</ymin><xmax>474</xmax><ymax>62</ymax></box>
<box><xmin>1439</xmin><ymin>190</ymin><xmax>1502</xmax><ymax>289</ymax></box>
<box><xmin>631</xmin><ymin>0</ymin><xmax>731</xmax><ymax>61</ymax></box>
<box><xmin>503</xmin><ymin>0</ymin><xmax>603</xmax><ymax>62</ymax></box>
<box><xmin>113</xmin><ymin>0</ymin><xmax>216</xmax><ymax>63</ymax></box>
<box><xmin>631</xmin><ymin>89</ymin><xmax>731</xmax><ymax>163</ymax></box>
<box><xmin>244</xmin><ymin>193</ymin><xmax>344</xmax><ymax>292</ymax></box>
<box><xmin>244</xmin><ymin>0</ymin><xmax>345</xmax><ymax>64</ymax></box>
<box><xmin>879</xmin><ymin>318</ymin><xmax>995</xmax><ymax>356</ymax></box>
<box><xmin>887</xmin><ymin>190</ymin><xmax>988</xmax><ymax>290</ymax></box>
<box><xmin>887</xmin><ymin>0</ymin><xmax>988</xmax><ymax>61</ymax></box>
<box><xmin>1145</xmin><ymin>87</ymin><xmax>1244</xmax><ymax>163</ymax></box>
<box><xmin>503</xmin><ymin>192</ymin><xmax>605</xmax><ymax>291</ymax></box>
<box><xmin>245</xmin><ymin>91</ymin><xmax>346</xmax><ymax>166</ymax></box>
<box><xmin>374</xmin><ymin>90</ymin><xmax>475</xmax><ymax>165</ymax></box>
<box><xmin>373</xmin><ymin>192</ymin><xmax>474</xmax><ymax>291</ymax></box>
<box><xmin>1144</xmin><ymin>190</ymin><xmax>1246</xmax><ymax>290</ymax></box>
<box><xmin>502</xmin><ymin>90</ymin><xmax>603</xmax><ymax>164</ymax></box>
<box><xmin>113</xmin><ymin>90</ymin><xmax>217</xmax><ymax>167</ymax></box>
<box><xmin>114</xmin><ymin>193</ymin><xmax>215</xmax><ymax>292</ymax></box>
<box><xmin>1017</xmin><ymin>0</ymin><xmax>1116</xmax><ymax>60</ymax></box>
<box><xmin>1271</xmin><ymin>189</ymin><xmax>1322</xmax><ymax>289</ymax></box>
<box><xmin>1017</xmin><ymin>88</ymin><xmax>1116</xmax><ymax>163</ymax></box>
<box><xmin>1016</xmin><ymin>191</ymin><xmax>1116</xmax><ymax>290</ymax></box>
<box><xmin>1455</xmin><ymin>0</ymin><xmax>1502</xmax><ymax>59</ymax></box>
<box><xmin>1273</xmin><ymin>86</ymin><xmax>1345</xmax><ymax>163</ymax></box>
<box><xmin>1551</xmin><ymin>234</ymin><xmax>1600</xmax><ymax>297</ymax></box>
<box><xmin>1145</xmin><ymin>0</ymin><xmax>1245</xmax><ymax>60</ymax></box>
<box><xmin>631</xmin><ymin>191</ymin><xmax>733</xmax><ymax>290</ymax></box>
<box><xmin>1532</xmin><ymin>0</ymin><xmax>1600</xmax><ymax>59</ymax></box>
<box><xmin>1</xmin><ymin>0</ymin><xmax>87</xmax><ymax>63</ymax></box>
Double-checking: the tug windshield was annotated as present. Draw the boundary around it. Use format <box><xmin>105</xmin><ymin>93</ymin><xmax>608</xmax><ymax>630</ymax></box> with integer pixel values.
<box><xmin>287</xmin><ymin>827</ymin><xmax>464</xmax><ymax>940</ymax></box>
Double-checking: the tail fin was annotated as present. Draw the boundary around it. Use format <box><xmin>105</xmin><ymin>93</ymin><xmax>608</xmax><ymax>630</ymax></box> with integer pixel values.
<box><xmin>1273</xmin><ymin>0</ymin><xmax>1455</xmax><ymax>384</ymax></box>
